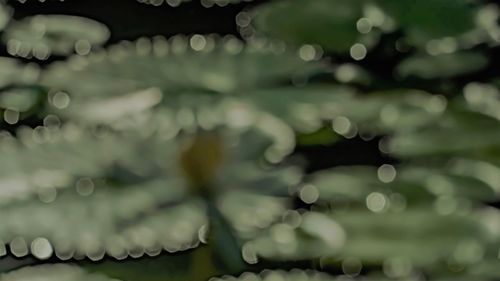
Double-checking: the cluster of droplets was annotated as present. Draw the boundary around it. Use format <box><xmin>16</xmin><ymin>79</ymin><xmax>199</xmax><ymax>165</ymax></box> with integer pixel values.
<box><xmin>3</xmin><ymin>14</ymin><xmax>109</xmax><ymax>60</ymax></box>
<box><xmin>60</xmin><ymin>34</ymin><xmax>321</xmax><ymax>63</ymax></box>
<box><xmin>0</xmin><ymin>198</ymin><xmax>205</xmax><ymax>261</ymax></box>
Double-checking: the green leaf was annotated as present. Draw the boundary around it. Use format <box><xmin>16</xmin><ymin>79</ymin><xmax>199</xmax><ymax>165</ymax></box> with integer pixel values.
<box><xmin>446</xmin><ymin>158</ymin><xmax>500</xmax><ymax>194</ymax></box>
<box><xmin>0</xmin><ymin>265</ymin><xmax>119</xmax><ymax>281</ymax></box>
<box><xmin>219</xmin><ymin>191</ymin><xmax>288</xmax><ymax>238</ymax></box>
<box><xmin>0</xmin><ymin>180</ymin><xmax>203</xmax><ymax>260</ymax></box>
<box><xmin>398</xmin><ymin>167</ymin><xmax>496</xmax><ymax>201</ymax></box>
<box><xmin>375</xmin><ymin>0</ymin><xmax>477</xmax><ymax>45</ymax></box>
<box><xmin>247</xmin><ymin>85</ymin><xmax>355</xmax><ymax>133</ymax></box>
<box><xmin>321</xmin><ymin>89</ymin><xmax>448</xmax><ymax>136</ymax></box>
<box><xmin>0</xmin><ymin>128</ymin><xmax>177</xmax><ymax>202</ymax></box>
<box><xmin>0</xmin><ymin>3</ymin><xmax>11</xmax><ymax>32</ymax></box>
<box><xmin>249</xmin><ymin>212</ymin><xmax>345</xmax><ymax>260</ymax></box>
<box><xmin>3</xmin><ymin>15</ymin><xmax>109</xmax><ymax>58</ymax></box>
<box><xmin>251</xmin><ymin>0</ymin><xmax>366</xmax><ymax>52</ymax></box>
<box><xmin>461</xmin><ymin>82</ymin><xmax>500</xmax><ymax>121</ymax></box>
<box><xmin>0</xmin><ymin>89</ymin><xmax>41</xmax><ymax>112</ymax></box>
<box><xmin>389</xmin><ymin>109</ymin><xmax>500</xmax><ymax>158</ymax></box>
<box><xmin>307</xmin><ymin>163</ymin><xmax>496</xmax><ymax>205</ymax></box>
<box><xmin>0</xmin><ymin>58</ymin><xmax>39</xmax><ymax>89</ymax></box>
<box><xmin>306</xmin><ymin>166</ymin><xmax>432</xmax><ymax>205</ymax></box>
<box><xmin>396</xmin><ymin>52</ymin><xmax>488</xmax><ymax>79</ymax></box>
<box><xmin>42</xmin><ymin>36</ymin><xmax>324</xmax><ymax>99</ymax></box>
<box><xmin>332</xmin><ymin>209</ymin><xmax>488</xmax><ymax>266</ymax></box>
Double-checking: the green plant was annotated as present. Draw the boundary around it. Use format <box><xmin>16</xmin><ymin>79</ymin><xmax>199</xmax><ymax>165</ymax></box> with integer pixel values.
<box><xmin>1</xmin><ymin>1</ymin><xmax>500</xmax><ymax>281</ymax></box>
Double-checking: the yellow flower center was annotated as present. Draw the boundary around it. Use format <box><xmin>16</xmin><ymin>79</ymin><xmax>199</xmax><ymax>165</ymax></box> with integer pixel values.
<box><xmin>178</xmin><ymin>132</ymin><xmax>225</xmax><ymax>196</ymax></box>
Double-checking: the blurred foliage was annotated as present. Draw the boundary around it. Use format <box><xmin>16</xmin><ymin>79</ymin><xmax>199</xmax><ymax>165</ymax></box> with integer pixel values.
<box><xmin>1</xmin><ymin>0</ymin><xmax>500</xmax><ymax>281</ymax></box>
<box><xmin>396</xmin><ymin>51</ymin><xmax>489</xmax><ymax>79</ymax></box>
<box><xmin>0</xmin><ymin>264</ymin><xmax>117</xmax><ymax>281</ymax></box>
<box><xmin>3</xmin><ymin>15</ymin><xmax>109</xmax><ymax>58</ymax></box>
<box><xmin>251</xmin><ymin>0</ymin><xmax>368</xmax><ymax>53</ymax></box>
